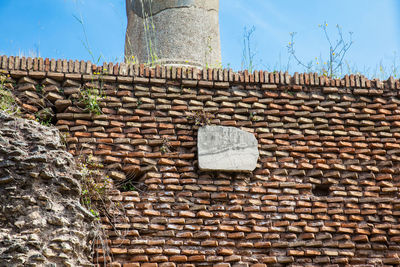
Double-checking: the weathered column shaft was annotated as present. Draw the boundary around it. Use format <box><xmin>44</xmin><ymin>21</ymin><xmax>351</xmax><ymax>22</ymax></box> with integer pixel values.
<box><xmin>125</xmin><ymin>0</ymin><xmax>221</xmax><ymax>68</ymax></box>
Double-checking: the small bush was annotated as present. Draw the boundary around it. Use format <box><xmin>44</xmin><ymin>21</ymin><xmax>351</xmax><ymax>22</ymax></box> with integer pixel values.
<box><xmin>76</xmin><ymin>154</ymin><xmax>128</xmax><ymax>266</ymax></box>
<box><xmin>187</xmin><ymin>110</ymin><xmax>214</xmax><ymax>126</ymax></box>
<box><xmin>0</xmin><ymin>74</ymin><xmax>20</xmax><ymax>115</ymax></box>
<box><xmin>79</xmin><ymin>87</ymin><xmax>104</xmax><ymax>115</ymax></box>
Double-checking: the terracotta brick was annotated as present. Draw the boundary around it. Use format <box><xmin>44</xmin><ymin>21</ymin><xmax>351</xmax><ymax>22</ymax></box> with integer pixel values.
<box><xmin>288</xmin><ymin>250</ymin><xmax>304</xmax><ymax>256</ymax></box>
<box><xmin>261</xmin><ymin>257</ymin><xmax>277</xmax><ymax>263</ymax></box>
<box><xmin>130</xmin><ymin>256</ymin><xmax>149</xmax><ymax>262</ymax></box>
<box><xmin>187</xmin><ymin>255</ymin><xmax>205</xmax><ymax>262</ymax></box>
<box><xmin>169</xmin><ymin>255</ymin><xmax>187</xmax><ymax>262</ymax></box>
<box><xmin>228</xmin><ymin>232</ymin><xmax>244</xmax><ymax>239</ymax></box>
<box><xmin>150</xmin><ymin>255</ymin><xmax>168</xmax><ymax>262</ymax></box>
<box><xmin>254</xmin><ymin>241</ymin><xmax>271</xmax><ymax>248</ymax></box>
<box><xmin>128</xmin><ymin>249</ymin><xmax>145</xmax><ymax>255</ymax></box>
<box><xmin>217</xmin><ymin>248</ymin><xmax>234</xmax><ymax>256</ymax></box>
<box><xmin>104</xmin><ymin>155</ymin><xmax>121</xmax><ymax>163</ymax></box>
<box><xmin>305</xmin><ymin>249</ymin><xmax>321</xmax><ymax>256</ymax></box>
<box><xmin>110</xmin><ymin>248</ymin><xmax>127</xmax><ymax>254</ymax></box>
<box><xmin>158</xmin><ymin>158</ymin><xmax>175</xmax><ymax>165</ymax></box>
<box><xmin>97</xmin><ymin>138</ymin><xmax>114</xmax><ymax>143</ymax></box>
<box><xmin>197</xmin><ymin>211</ymin><xmax>213</xmax><ymax>218</ymax></box>
<box><xmin>201</xmin><ymin>240</ymin><xmax>218</xmax><ymax>247</ymax></box>
<box><xmin>74</xmin><ymin>131</ymin><xmax>91</xmax><ymax>137</ymax></box>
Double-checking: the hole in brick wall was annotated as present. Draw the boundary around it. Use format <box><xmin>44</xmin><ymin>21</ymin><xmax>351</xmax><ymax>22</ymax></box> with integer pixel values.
<box><xmin>117</xmin><ymin>167</ymin><xmax>142</xmax><ymax>192</ymax></box>
<box><xmin>312</xmin><ymin>184</ymin><xmax>331</xmax><ymax>196</ymax></box>
<box><xmin>20</xmin><ymin>183</ymin><xmax>30</xmax><ymax>190</ymax></box>
<box><xmin>116</xmin><ymin>165</ymin><xmax>152</xmax><ymax>192</ymax></box>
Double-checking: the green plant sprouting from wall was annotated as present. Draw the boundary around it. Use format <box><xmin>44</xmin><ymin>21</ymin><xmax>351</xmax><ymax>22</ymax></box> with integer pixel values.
<box><xmin>78</xmin><ymin>69</ymin><xmax>107</xmax><ymax>115</ymax></box>
<box><xmin>0</xmin><ymin>72</ymin><xmax>20</xmax><ymax>115</ymax></box>
<box><xmin>73</xmin><ymin>13</ymin><xmax>103</xmax><ymax>65</ymax></box>
<box><xmin>205</xmin><ymin>36</ymin><xmax>213</xmax><ymax>69</ymax></box>
<box><xmin>125</xmin><ymin>37</ymin><xmax>139</xmax><ymax>65</ymax></box>
<box><xmin>76</xmin><ymin>153</ymin><xmax>129</xmax><ymax>266</ymax></box>
<box><xmin>69</xmin><ymin>13</ymin><xmax>107</xmax><ymax>115</ymax></box>
<box><xmin>160</xmin><ymin>137</ymin><xmax>172</xmax><ymax>154</ymax></box>
<box><xmin>0</xmin><ymin>72</ymin><xmax>57</xmax><ymax>126</ymax></box>
<box><xmin>187</xmin><ymin>110</ymin><xmax>214</xmax><ymax>126</ymax></box>
<box><xmin>125</xmin><ymin>0</ymin><xmax>159</xmax><ymax>66</ymax></box>
<box><xmin>241</xmin><ymin>26</ymin><xmax>257</xmax><ymax>73</ymax></box>
<box><xmin>287</xmin><ymin>22</ymin><xmax>353</xmax><ymax>78</ymax></box>
<box><xmin>249</xmin><ymin>111</ymin><xmax>259</xmax><ymax>122</ymax></box>
<box><xmin>203</xmin><ymin>35</ymin><xmax>223</xmax><ymax>70</ymax></box>
<box><xmin>116</xmin><ymin>167</ymin><xmax>142</xmax><ymax>193</ymax></box>
<box><xmin>79</xmin><ymin>86</ymin><xmax>105</xmax><ymax>115</ymax></box>
<box><xmin>372</xmin><ymin>51</ymin><xmax>400</xmax><ymax>80</ymax></box>
<box><xmin>76</xmin><ymin>153</ymin><xmax>110</xmax><ymax>265</ymax></box>
<box><xmin>34</xmin><ymin>108</ymin><xmax>54</xmax><ymax>126</ymax></box>
<box><xmin>141</xmin><ymin>0</ymin><xmax>159</xmax><ymax>65</ymax></box>
<box><xmin>78</xmin><ymin>154</ymin><xmax>110</xmax><ymax>219</ymax></box>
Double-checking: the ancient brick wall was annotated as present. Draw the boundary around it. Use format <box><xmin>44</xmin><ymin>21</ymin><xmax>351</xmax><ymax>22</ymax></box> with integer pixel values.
<box><xmin>2</xmin><ymin>55</ymin><xmax>400</xmax><ymax>266</ymax></box>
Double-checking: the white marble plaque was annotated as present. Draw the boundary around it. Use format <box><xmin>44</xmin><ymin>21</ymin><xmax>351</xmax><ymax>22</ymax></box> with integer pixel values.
<box><xmin>198</xmin><ymin>126</ymin><xmax>259</xmax><ymax>172</ymax></box>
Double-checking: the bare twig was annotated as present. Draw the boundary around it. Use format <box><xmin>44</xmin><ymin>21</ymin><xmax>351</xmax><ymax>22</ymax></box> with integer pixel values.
<box><xmin>287</xmin><ymin>22</ymin><xmax>353</xmax><ymax>78</ymax></box>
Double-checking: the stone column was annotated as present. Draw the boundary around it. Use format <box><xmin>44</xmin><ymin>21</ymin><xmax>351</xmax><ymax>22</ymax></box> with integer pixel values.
<box><xmin>125</xmin><ymin>0</ymin><xmax>221</xmax><ymax>68</ymax></box>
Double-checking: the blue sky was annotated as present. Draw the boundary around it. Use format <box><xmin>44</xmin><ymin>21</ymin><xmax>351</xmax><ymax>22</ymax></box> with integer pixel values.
<box><xmin>0</xmin><ymin>0</ymin><xmax>399</xmax><ymax>78</ymax></box>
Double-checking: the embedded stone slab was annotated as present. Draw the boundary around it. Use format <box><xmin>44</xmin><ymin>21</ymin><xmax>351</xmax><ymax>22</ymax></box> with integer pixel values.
<box><xmin>198</xmin><ymin>126</ymin><xmax>259</xmax><ymax>172</ymax></box>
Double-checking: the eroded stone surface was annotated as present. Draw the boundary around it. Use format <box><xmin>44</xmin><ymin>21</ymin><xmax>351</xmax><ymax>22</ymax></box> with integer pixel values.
<box><xmin>125</xmin><ymin>0</ymin><xmax>221</xmax><ymax>68</ymax></box>
<box><xmin>198</xmin><ymin>125</ymin><xmax>259</xmax><ymax>171</ymax></box>
<box><xmin>0</xmin><ymin>111</ymin><xmax>93</xmax><ymax>267</ymax></box>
